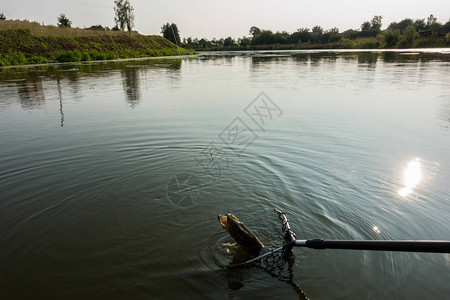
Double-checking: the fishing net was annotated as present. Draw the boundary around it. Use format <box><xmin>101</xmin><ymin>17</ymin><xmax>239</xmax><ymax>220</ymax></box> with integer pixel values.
<box><xmin>223</xmin><ymin>209</ymin><xmax>310</xmax><ymax>300</ymax></box>
<box><xmin>226</xmin><ymin>209</ymin><xmax>297</xmax><ymax>277</ymax></box>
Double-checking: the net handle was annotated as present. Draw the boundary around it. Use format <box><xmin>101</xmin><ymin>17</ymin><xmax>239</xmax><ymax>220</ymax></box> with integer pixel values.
<box><xmin>294</xmin><ymin>239</ymin><xmax>450</xmax><ymax>253</ymax></box>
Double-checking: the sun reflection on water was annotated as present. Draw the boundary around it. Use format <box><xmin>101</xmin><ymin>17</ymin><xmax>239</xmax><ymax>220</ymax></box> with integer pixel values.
<box><xmin>398</xmin><ymin>158</ymin><xmax>422</xmax><ymax>197</ymax></box>
<box><xmin>372</xmin><ymin>226</ymin><xmax>381</xmax><ymax>234</ymax></box>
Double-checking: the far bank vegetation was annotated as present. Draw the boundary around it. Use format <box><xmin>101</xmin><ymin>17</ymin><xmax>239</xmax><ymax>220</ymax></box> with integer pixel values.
<box><xmin>182</xmin><ymin>15</ymin><xmax>450</xmax><ymax>50</ymax></box>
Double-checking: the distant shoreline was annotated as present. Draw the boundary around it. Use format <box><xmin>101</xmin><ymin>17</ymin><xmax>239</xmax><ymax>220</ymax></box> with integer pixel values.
<box><xmin>0</xmin><ymin>54</ymin><xmax>199</xmax><ymax>69</ymax></box>
<box><xmin>195</xmin><ymin>43</ymin><xmax>450</xmax><ymax>52</ymax></box>
<box><xmin>198</xmin><ymin>48</ymin><xmax>450</xmax><ymax>53</ymax></box>
<box><xmin>4</xmin><ymin>48</ymin><xmax>450</xmax><ymax>69</ymax></box>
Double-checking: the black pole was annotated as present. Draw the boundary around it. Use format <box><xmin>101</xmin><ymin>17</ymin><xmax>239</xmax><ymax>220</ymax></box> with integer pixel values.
<box><xmin>298</xmin><ymin>239</ymin><xmax>450</xmax><ymax>253</ymax></box>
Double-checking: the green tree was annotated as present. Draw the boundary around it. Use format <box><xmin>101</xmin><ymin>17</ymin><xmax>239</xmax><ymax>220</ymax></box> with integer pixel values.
<box><xmin>57</xmin><ymin>14</ymin><xmax>72</xmax><ymax>28</ymax></box>
<box><xmin>382</xmin><ymin>29</ymin><xmax>400</xmax><ymax>47</ymax></box>
<box><xmin>361</xmin><ymin>16</ymin><xmax>382</xmax><ymax>37</ymax></box>
<box><xmin>251</xmin><ymin>30</ymin><xmax>275</xmax><ymax>45</ymax></box>
<box><xmin>397</xmin><ymin>18</ymin><xmax>413</xmax><ymax>32</ymax></box>
<box><xmin>114</xmin><ymin>0</ymin><xmax>135</xmax><ymax>34</ymax></box>
<box><xmin>161</xmin><ymin>23</ymin><xmax>181</xmax><ymax>45</ymax></box>
<box><xmin>387</xmin><ymin>21</ymin><xmax>398</xmax><ymax>31</ymax></box>
<box><xmin>360</xmin><ymin>21</ymin><xmax>371</xmax><ymax>36</ymax></box>
<box><xmin>426</xmin><ymin>14</ymin><xmax>437</xmax><ymax>26</ymax></box>
<box><xmin>413</xmin><ymin>19</ymin><xmax>426</xmax><ymax>32</ymax></box>
<box><xmin>223</xmin><ymin>37</ymin><xmax>236</xmax><ymax>46</ymax></box>
<box><xmin>288</xmin><ymin>28</ymin><xmax>310</xmax><ymax>43</ymax></box>
<box><xmin>311</xmin><ymin>25</ymin><xmax>324</xmax><ymax>43</ymax></box>
<box><xmin>399</xmin><ymin>25</ymin><xmax>417</xmax><ymax>47</ymax></box>
<box><xmin>323</xmin><ymin>27</ymin><xmax>341</xmax><ymax>43</ymax></box>
<box><xmin>425</xmin><ymin>14</ymin><xmax>442</xmax><ymax>30</ymax></box>
<box><xmin>370</xmin><ymin>15</ymin><xmax>382</xmax><ymax>34</ymax></box>
<box><xmin>273</xmin><ymin>31</ymin><xmax>289</xmax><ymax>44</ymax></box>
<box><xmin>0</xmin><ymin>13</ymin><xmax>6</xmax><ymax>20</ymax></box>
<box><xmin>238</xmin><ymin>36</ymin><xmax>251</xmax><ymax>46</ymax></box>
<box><xmin>249</xmin><ymin>26</ymin><xmax>261</xmax><ymax>37</ymax></box>
<box><xmin>58</xmin><ymin>14</ymin><xmax>72</xmax><ymax>28</ymax></box>
<box><xmin>312</xmin><ymin>25</ymin><xmax>324</xmax><ymax>34</ymax></box>
<box><xmin>387</xmin><ymin>18</ymin><xmax>413</xmax><ymax>33</ymax></box>
<box><xmin>342</xmin><ymin>29</ymin><xmax>359</xmax><ymax>39</ymax></box>
<box><xmin>297</xmin><ymin>28</ymin><xmax>311</xmax><ymax>42</ymax></box>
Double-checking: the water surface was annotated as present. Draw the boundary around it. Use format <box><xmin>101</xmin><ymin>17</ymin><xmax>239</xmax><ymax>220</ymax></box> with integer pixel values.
<box><xmin>1</xmin><ymin>50</ymin><xmax>449</xmax><ymax>299</ymax></box>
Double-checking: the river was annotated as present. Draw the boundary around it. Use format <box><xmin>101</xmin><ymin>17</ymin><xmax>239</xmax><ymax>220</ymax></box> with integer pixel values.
<box><xmin>1</xmin><ymin>49</ymin><xmax>449</xmax><ymax>299</ymax></box>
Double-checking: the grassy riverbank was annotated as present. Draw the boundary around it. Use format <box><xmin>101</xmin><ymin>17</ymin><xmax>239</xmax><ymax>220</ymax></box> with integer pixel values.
<box><xmin>0</xmin><ymin>20</ymin><xmax>196</xmax><ymax>66</ymax></box>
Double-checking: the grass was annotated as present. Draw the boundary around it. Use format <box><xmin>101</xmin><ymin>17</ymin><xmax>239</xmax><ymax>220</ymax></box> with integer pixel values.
<box><xmin>0</xmin><ymin>19</ymin><xmax>126</xmax><ymax>36</ymax></box>
<box><xmin>0</xmin><ymin>20</ymin><xmax>196</xmax><ymax>66</ymax></box>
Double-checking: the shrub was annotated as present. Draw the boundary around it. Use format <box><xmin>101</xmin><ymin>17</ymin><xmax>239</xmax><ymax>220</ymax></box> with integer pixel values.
<box><xmin>351</xmin><ymin>38</ymin><xmax>380</xmax><ymax>49</ymax></box>
<box><xmin>0</xmin><ymin>55</ymin><xmax>8</xmax><ymax>66</ymax></box>
<box><xmin>105</xmin><ymin>52</ymin><xmax>118</xmax><ymax>60</ymax></box>
<box><xmin>118</xmin><ymin>49</ymin><xmax>134</xmax><ymax>58</ymax></box>
<box><xmin>89</xmin><ymin>51</ymin><xmax>106</xmax><ymax>60</ymax></box>
<box><xmin>81</xmin><ymin>51</ymin><xmax>91</xmax><ymax>61</ymax></box>
<box><xmin>27</xmin><ymin>56</ymin><xmax>48</xmax><ymax>64</ymax></box>
<box><xmin>9</xmin><ymin>53</ymin><xmax>27</xmax><ymax>65</ymax></box>
<box><xmin>56</xmin><ymin>50</ymin><xmax>82</xmax><ymax>62</ymax></box>
<box><xmin>87</xmin><ymin>25</ymin><xmax>105</xmax><ymax>31</ymax></box>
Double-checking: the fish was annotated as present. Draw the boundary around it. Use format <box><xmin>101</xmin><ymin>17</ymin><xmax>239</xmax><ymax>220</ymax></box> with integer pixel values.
<box><xmin>218</xmin><ymin>213</ymin><xmax>264</xmax><ymax>256</ymax></box>
<box><xmin>218</xmin><ymin>211</ymin><xmax>307</xmax><ymax>299</ymax></box>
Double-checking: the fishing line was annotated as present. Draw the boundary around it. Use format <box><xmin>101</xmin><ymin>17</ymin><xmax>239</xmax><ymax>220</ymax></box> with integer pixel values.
<box><xmin>159</xmin><ymin>0</ymin><xmax>181</xmax><ymax>55</ymax></box>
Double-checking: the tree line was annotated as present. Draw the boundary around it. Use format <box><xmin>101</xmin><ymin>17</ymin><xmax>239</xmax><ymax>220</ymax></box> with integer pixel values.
<box><xmin>2</xmin><ymin>6</ymin><xmax>448</xmax><ymax>49</ymax></box>
<box><xmin>179</xmin><ymin>14</ymin><xmax>449</xmax><ymax>49</ymax></box>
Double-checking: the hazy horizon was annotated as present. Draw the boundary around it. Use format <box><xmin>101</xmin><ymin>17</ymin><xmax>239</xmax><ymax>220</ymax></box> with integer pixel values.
<box><xmin>2</xmin><ymin>0</ymin><xmax>449</xmax><ymax>39</ymax></box>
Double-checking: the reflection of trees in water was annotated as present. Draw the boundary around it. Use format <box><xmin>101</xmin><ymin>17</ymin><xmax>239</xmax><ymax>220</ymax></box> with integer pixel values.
<box><xmin>251</xmin><ymin>55</ymin><xmax>290</xmax><ymax>64</ymax></box>
<box><xmin>154</xmin><ymin>60</ymin><xmax>182</xmax><ymax>85</ymax></box>
<box><xmin>382</xmin><ymin>52</ymin><xmax>397</xmax><ymax>63</ymax></box>
<box><xmin>119</xmin><ymin>60</ymin><xmax>183</xmax><ymax>107</ymax></box>
<box><xmin>291</xmin><ymin>53</ymin><xmax>337</xmax><ymax>66</ymax></box>
<box><xmin>121</xmin><ymin>66</ymin><xmax>141</xmax><ymax>108</ymax></box>
<box><xmin>354</xmin><ymin>52</ymin><xmax>379</xmax><ymax>91</ymax></box>
<box><xmin>381</xmin><ymin>52</ymin><xmax>450</xmax><ymax>64</ymax></box>
<box><xmin>222</xmin><ymin>56</ymin><xmax>233</xmax><ymax>65</ymax></box>
<box><xmin>1</xmin><ymin>60</ymin><xmax>185</xmax><ymax>111</ymax></box>
<box><xmin>17</xmin><ymin>78</ymin><xmax>45</xmax><ymax>109</ymax></box>
<box><xmin>193</xmin><ymin>55</ymin><xmax>235</xmax><ymax>70</ymax></box>
<box><xmin>58</xmin><ymin>66</ymin><xmax>82</xmax><ymax>97</ymax></box>
<box><xmin>15</xmin><ymin>73</ymin><xmax>65</xmax><ymax>126</ymax></box>
<box><xmin>357</xmin><ymin>52</ymin><xmax>379</xmax><ymax>67</ymax></box>
<box><xmin>250</xmin><ymin>55</ymin><xmax>291</xmax><ymax>75</ymax></box>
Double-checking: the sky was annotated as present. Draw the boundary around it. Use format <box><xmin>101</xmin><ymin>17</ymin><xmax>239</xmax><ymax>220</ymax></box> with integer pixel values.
<box><xmin>1</xmin><ymin>0</ymin><xmax>449</xmax><ymax>39</ymax></box>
